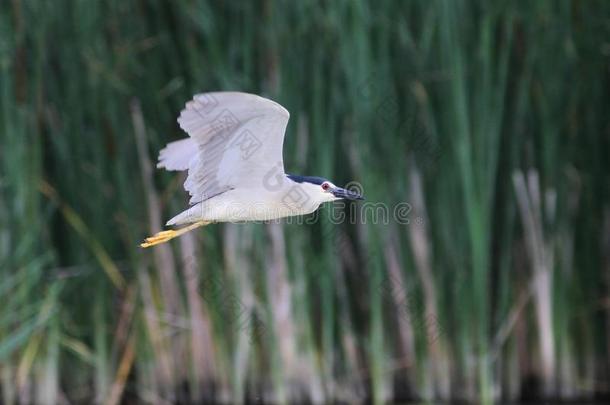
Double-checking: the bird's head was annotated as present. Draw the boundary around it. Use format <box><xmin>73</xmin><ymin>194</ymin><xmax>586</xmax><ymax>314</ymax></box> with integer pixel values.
<box><xmin>286</xmin><ymin>175</ymin><xmax>364</xmax><ymax>205</ymax></box>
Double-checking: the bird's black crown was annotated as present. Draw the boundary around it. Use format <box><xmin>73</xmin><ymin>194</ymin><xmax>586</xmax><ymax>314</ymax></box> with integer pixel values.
<box><xmin>286</xmin><ymin>174</ymin><xmax>328</xmax><ymax>185</ymax></box>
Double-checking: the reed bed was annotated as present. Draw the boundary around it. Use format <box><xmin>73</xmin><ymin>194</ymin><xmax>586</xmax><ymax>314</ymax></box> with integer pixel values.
<box><xmin>1</xmin><ymin>0</ymin><xmax>609</xmax><ymax>403</ymax></box>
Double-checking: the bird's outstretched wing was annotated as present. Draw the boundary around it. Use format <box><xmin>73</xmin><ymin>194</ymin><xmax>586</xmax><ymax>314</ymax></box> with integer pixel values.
<box><xmin>157</xmin><ymin>92</ymin><xmax>290</xmax><ymax>205</ymax></box>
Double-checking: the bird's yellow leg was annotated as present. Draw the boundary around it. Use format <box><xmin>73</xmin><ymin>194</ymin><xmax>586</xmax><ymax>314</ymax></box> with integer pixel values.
<box><xmin>140</xmin><ymin>221</ymin><xmax>210</xmax><ymax>248</ymax></box>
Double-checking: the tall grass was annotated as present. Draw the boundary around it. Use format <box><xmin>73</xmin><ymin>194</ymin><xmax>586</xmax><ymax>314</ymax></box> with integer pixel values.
<box><xmin>1</xmin><ymin>0</ymin><xmax>609</xmax><ymax>403</ymax></box>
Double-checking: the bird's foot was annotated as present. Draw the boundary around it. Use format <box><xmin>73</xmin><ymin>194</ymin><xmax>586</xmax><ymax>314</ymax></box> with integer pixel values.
<box><xmin>140</xmin><ymin>221</ymin><xmax>210</xmax><ymax>248</ymax></box>
<box><xmin>140</xmin><ymin>230</ymin><xmax>178</xmax><ymax>248</ymax></box>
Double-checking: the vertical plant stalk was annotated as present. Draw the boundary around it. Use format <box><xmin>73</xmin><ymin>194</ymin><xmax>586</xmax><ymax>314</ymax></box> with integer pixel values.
<box><xmin>1</xmin><ymin>366</ymin><xmax>15</xmax><ymax>405</ymax></box>
<box><xmin>334</xmin><ymin>229</ymin><xmax>366</xmax><ymax>402</ymax></box>
<box><xmin>438</xmin><ymin>4</ymin><xmax>493</xmax><ymax>400</ymax></box>
<box><xmin>132</xmin><ymin>99</ymin><xmax>185</xmax><ymax>389</ymax></box>
<box><xmin>105</xmin><ymin>336</ymin><xmax>135</xmax><ymax>405</ymax></box>
<box><xmin>105</xmin><ymin>286</ymin><xmax>137</xmax><ymax>405</ymax></box>
<box><xmin>512</xmin><ymin>170</ymin><xmax>556</xmax><ymax>395</ymax></box>
<box><xmin>601</xmin><ymin>206</ymin><xmax>610</xmax><ymax>391</ymax></box>
<box><xmin>131</xmin><ymin>99</ymin><xmax>180</xmax><ymax>313</ymax></box>
<box><xmin>382</xmin><ymin>231</ymin><xmax>416</xmax><ymax>388</ymax></box>
<box><xmin>334</xmin><ymin>228</ymin><xmax>366</xmax><ymax>402</ymax></box>
<box><xmin>266</xmin><ymin>222</ymin><xmax>297</xmax><ymax>401</ymax></box>
<box><xmin>179</xmin><ymin>233</ymin><xmax>216</xmax><ymax>402</ymax></box>
<box><xmin>222</xmin><ymin>224</ymin><xmax>254</xmax><ymax>403</ymax></box>
<box><xmin>138</xmin><ymin>269</ymin><xmax>174</xmax><ymax>397</ymax></box>
<box><xmin>38</xmin><ymin>317</ymin><xmax>59</xmax><ymax>405</ymax></box>
<box><xmin>407</xmin><ymin>163</ymin><xmax>448</xmax><ymax>398</ymax></box>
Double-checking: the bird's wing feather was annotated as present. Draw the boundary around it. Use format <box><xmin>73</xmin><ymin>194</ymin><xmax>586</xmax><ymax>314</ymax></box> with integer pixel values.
<box><xmin>157</xmin><ymin>138</ymin><xmax>198</xmax><ymax>171</ymax></box>
<box><xmin>170</xmin><ymin>92</ymin><xmax>290</xmax><ymax>205</ymax></box>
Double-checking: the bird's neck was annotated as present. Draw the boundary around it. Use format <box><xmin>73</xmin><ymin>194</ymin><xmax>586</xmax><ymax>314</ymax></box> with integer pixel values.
<box><xmin>280</xmin><ymin>176</ymin><xmax>326</xmax><ymax>214</ymax></box>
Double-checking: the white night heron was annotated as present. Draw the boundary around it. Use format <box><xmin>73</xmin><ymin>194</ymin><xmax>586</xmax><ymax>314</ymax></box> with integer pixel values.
<box><xmin>141</xmin><ymin>92</ymin><xmax>363</xmax><ymax>248</ymax></box>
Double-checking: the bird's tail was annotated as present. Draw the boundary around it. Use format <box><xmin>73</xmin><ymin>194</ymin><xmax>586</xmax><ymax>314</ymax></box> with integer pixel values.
<box><xmin>140</xmin><ymin>221</ymin><xmax>210</xmax><ymax>248</ymax></box>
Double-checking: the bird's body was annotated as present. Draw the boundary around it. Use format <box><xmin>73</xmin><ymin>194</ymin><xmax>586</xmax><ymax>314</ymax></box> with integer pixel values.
<box><xmin>141</xmin><ymin>92</ymin><xmax>362</xmax><ymax>248</ymax></box>
<box><xmin>166</xmin><ymin>179</ymin><xmax>320</xmax><ymax>225</ymax></box>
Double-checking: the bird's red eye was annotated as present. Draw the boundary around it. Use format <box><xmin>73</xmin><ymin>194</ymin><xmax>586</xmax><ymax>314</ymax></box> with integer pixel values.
<box><xmin>322</xmin><ymin>183</ymin><xmax>330</xmax><ymax>191</ymax></box>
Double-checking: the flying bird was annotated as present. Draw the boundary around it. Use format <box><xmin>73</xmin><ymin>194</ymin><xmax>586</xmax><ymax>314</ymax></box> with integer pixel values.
<box><xmin>141</xmin><ymin>92</ymin><xmax>363</xmax><ymax>248</ymax></box>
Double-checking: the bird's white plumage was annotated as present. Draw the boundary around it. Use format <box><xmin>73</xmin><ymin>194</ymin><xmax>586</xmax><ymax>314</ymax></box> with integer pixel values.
<box><xmin>160</xmin><ymin>92</ymin><xmax>290</xmax><ymax>205</ymax></box>
<box><xmin>157</xmin><ymin>138</ymin><xmax>198</xmax><ymax>171</ymax></box>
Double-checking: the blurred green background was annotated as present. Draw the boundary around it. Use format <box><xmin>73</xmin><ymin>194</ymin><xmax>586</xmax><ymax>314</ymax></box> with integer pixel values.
<box><xmin>1</xmin><ymin>0</ymin><xmax>609</xmax><ymax>404</ymax></box>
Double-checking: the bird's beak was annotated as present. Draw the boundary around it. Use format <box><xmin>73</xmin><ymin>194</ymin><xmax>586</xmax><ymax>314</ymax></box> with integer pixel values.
<box><xmin>331</xmin><ymin>187</ymin><xmax>364</xmax><ymax>201</ymax></box>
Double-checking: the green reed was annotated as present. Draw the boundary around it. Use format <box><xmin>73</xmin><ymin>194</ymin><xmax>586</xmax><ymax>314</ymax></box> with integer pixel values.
<box><xmin>1</xmin><ymin>0</ymin><xmax>608</xmax><ymax>403</ymax></box>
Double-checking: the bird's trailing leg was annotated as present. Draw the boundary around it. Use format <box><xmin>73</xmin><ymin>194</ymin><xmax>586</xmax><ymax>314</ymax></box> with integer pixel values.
<box><xmin>140</xmin><ymin>221</ymin><xmax>210</xmax><ymax>248</ymax></box>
